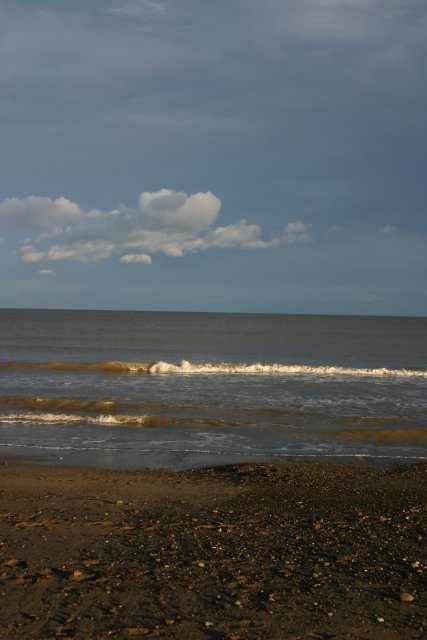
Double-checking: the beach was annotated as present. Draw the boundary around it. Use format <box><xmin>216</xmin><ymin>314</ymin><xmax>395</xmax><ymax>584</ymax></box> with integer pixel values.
<box><xmin>0</xmin><ymin>310</ymin><xmax>426</xmax><ymax>637</ymax></box>
<box><xmin>0</xmin><ymin>457</ymin><xmax>425</xmax><ymax>639</ymax></box>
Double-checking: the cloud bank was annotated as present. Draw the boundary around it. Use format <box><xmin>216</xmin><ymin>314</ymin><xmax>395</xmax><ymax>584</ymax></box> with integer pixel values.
<box><xmin>0</xmin><ymin>189</ymin><xmax>310</xmax><ymax>265</ymax></box>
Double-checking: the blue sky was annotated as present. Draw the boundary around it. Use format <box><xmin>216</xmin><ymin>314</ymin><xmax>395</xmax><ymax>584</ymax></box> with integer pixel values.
<box><xmin>0</xmin><ymin>0</ymin><xmax>426</xmax><ymax>315</ymax></box>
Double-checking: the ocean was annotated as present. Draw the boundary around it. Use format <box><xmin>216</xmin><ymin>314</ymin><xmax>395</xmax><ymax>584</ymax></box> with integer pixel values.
<box><xmin>0</xmin><ymin>309</ymin><xmax>426</xmax><ymax>470</ymax></box>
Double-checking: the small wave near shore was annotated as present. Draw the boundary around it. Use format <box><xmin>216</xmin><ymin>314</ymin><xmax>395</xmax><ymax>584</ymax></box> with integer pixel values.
<box><xmin>1</xmin><ymin>359</ymin><xmax>426</xmax><ymax>378</ymax></box>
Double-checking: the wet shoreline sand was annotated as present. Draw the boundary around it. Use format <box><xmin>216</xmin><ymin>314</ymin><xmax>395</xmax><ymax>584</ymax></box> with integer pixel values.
<box><xmin>0</xmin><ymin>457</ymin><xmax>425</xmax><ymax>639</ymax></box>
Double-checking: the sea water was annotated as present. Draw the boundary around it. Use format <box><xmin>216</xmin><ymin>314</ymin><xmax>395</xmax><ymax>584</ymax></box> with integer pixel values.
<box><xmin>0</xmin><ymin>309</ymin><xmax>426</xmax><ymax>470</ymax></box>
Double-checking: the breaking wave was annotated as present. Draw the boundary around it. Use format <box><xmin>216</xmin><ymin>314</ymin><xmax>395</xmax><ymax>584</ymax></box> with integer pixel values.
<box><xmin>0</xmin><ymin>395</ymin><xmax>319</xmax><ymax>422</ymax></box>
<box><xmin>1</xmin><ymin>359</ymin><xmax>426</xmax><ymax>378</ymax></box>
<box><xmin>0</xmin><ymin>411</ymin><xmax>241</xmax><ymax>428</ymax></box>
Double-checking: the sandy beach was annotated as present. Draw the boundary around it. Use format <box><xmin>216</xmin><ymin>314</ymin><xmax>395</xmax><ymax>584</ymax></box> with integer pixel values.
<box><xmin>0</xmin><ymin>458</ymin><xmax>425</xmax><ymax>639</ymax></box>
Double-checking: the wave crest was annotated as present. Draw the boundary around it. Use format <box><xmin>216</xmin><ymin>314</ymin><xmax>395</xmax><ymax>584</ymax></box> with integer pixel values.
<box><xmin>0</xmin><ymin>412</ymin><xmax>150</xmax><ymax>426</ymax></box>
<box><xmin>147</xmin><ymin>360</ymin><xmax>427</xmax><ymax>378</ymax></box>
<box><xmin>0</xmin><ymin>411</ymin><xmax>240</xmax><ymax>429</ymax></box>
<box><xmin>0</xmin><ymin>359</ymin><xmax>426</xmax><ymax>378</ymax></box>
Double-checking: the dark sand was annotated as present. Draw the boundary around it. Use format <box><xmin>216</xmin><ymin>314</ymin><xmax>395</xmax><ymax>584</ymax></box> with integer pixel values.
<box><xmin>0</xmin><ymin>458</ymin><xmax>425</xmax><ymax>639</ymax></box>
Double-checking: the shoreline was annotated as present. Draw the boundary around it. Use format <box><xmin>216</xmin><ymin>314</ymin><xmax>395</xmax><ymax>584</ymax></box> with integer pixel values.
<box><xmin>1</xmin><ymin>447</ymin><xmax>426</xmax><ymax>474</ymax></box>
<box><xmin>0</xmin><ymin>458</ymin><xmax>425</xmax><ymax>639</ymax></box>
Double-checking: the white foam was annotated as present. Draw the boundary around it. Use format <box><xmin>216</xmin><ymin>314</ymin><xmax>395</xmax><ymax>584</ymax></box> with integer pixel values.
<box><xmin>0</xmin><ymin>412</ymin><xmax>149</xmax><ymax>426</ymax></box>
<box><xmin>3</xmin><ymin>359</ymin><xmax>426</xmax><ymax>378</ymax></box>
<box><xmin>147</xmin><ymin>360</ymin><xmax>427</xmax><ymax>378</ymax></box>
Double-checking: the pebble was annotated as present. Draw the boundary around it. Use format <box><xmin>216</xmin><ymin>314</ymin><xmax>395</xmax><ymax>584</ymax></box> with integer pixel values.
<box><xmin>400</xmin><ymin>592</ymin><xmax>415</xmax><ymax>602</ymax></box>
<box><xmin>70</xmin><ymin>570</ymin><xmax>91</xmax><ymax>582</ymax></box>
<box><xmin>377</xmin><ymin>617</ymin><xmax>385</xmax><ymax>623</ymax></box>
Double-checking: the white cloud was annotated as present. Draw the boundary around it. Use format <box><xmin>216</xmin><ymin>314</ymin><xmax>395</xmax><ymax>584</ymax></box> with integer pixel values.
<box><xmin>206</xmin><ymin>220</ymin><xmax>273</xmax><ymax>249</ymax></box>
<box><xmin>21</xmin><ymin>240</ymin><xmax>114</xmax><ymax>263</ymax></box>
<box><xmin>139</xmin><ymin>189</ymin><xmax>221</xmax><ymax>229</ymax></box>
<box><xmin>21</xmin><ymin>245</ymin><xmax>48</xmax><ymax>263</ymax></box>
<box><xmin>46</xmin><ymin>240</ymin><xmax>115</xmax><ymax>262</ymax></box>
<box><xmin>120</xmin><ymin>253</ymin><xmax>152</xmax><ymax>264</ymax></box>
<box><xmin>118</xmin><ymin>228</ymin><xmax>206</xmax><ymax>257</ymax></box>
<box><xmin>0</xmin><ymin>196</ymin><xmax>82</xmax><ymax>231</ymax></box>
<box><xmin>282</xmin><ymin>221</ymin><xmax>311</xmax><ymax>244</ymax></box>
<box><xmin>378</xmin><ymin>224</ymin><xmax>399</xmax><ymax>235</ymax></box>
<box><xmin>107</xmin><ymin>2</ymin><xmax>168</xmax><ymax>18</ymax></box>
<box><xmin>1</xmin><ymin>189</ymin><xmax>311</xmax><ymax>265</ymax></box>
<box><xmin>38</xmin><ymin>269</ymin><xmax>55</xmax><ymax>276</ymax></box>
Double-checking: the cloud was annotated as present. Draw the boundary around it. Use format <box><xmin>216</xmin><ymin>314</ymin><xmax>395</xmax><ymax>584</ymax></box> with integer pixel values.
<box><xmin>282</xmin><ymin>221</ymin><xmax>311</xmax><ymax>244</ymax></box>
<box><xmin>206</xmin><ymin>220</ymin><xmax>274</xmax><ymax>249</ymax></box>
<box><xmin>21</xmin><ymin>240</ymin><xmax>114</xmax><ymax>263</ymax></box>
<box><xmin>0</xmin><ymin>196</ymin><xmax>82</xmax><ymax>232</ymax></box>
<box><xmin>107</xmin><ymin>1</ymin><xmax>168</xmax><ymax>18</ymax></box>
<box><xmin>378</xmin><ymin>224</ymin><xmax>399</xmax><ymax>235</ymax></box>
<box><xmin>120</xmin><ymin>253</ymin><xmax>152</xmax><ymax>264</ymax></box>
<box><xmin>21</xmin><ymin>246</ymin><xmax>49</xmax><ymax>263</ymax></box>
<box><xmin>37</xmin><ymin>269</ymin><xmax>55</xmax><ymax>276</ymax></box>
<box><xmin>1</xmin><ymin>188</ymin><xmax>310</xmax><ymax>265</ymax></box>
<box><xmin>138</xmin><ymin>189</ymin><xmax>221</xmax><ymax>229</ymax></box>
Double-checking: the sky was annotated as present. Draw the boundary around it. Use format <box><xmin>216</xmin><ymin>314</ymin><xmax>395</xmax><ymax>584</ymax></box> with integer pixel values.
<box><xmin>0</xmin><ymin>0</ymin><xmax>426</xmax><ymax>315</ymax></box>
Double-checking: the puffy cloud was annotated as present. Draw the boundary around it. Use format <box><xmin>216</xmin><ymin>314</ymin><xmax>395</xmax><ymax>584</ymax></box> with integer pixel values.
<box><xmin>0</xmin><ymin>196</ymin><xmax>82</xmax><ymax>231</ymax></box>
<box><xmin>206</xmin><ymin>220</ymin><xmax>274</xmax><ymax>249</ymax></box>
<box><xmin>138</xmin><ymin>189</ymin><xmax>221</xmax><ymax>229</ymax></box>
<box><xmin>1</xmin><ymin>189</ymin><xmax>311</xmax><ymax>264</ymax></box>
<box><xmin>120</xmin><ymin>253</ymin><xmax>152</xmax><ymax>264</ymax></box>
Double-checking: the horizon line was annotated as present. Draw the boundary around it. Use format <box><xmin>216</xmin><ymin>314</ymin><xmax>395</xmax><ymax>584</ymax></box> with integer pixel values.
<box><xmin>0</xmin><ymin>306</ymin><xmax>425</xmax><ymax>320</ymax></box>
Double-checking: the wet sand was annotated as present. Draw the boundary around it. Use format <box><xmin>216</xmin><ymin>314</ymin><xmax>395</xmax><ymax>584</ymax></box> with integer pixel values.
<box><xmin>0</xmin><ymin>458</ymin><xmax>425</xmax><ymax>639</ymax></box>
